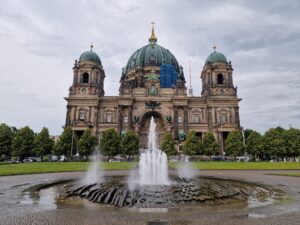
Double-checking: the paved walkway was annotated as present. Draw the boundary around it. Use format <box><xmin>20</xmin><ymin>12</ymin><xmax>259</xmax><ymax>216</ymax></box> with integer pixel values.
<box><xmin>0</xmin><ymin>170</ymin><xmax>299</xmax><ymax>225</ymax></box>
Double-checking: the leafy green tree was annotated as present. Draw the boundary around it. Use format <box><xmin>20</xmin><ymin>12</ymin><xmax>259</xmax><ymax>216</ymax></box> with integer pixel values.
<box><xmin>225</xmin><ymin>130</ymin><xmax>245</xmax><ymax>159</ymax></box>
<box><xmin>54</xmin><ymin>127</ymin><xmax>75</xmax><ymax>157</ymax></box>
<box><xmin>183</xmin><ymin>130</ymin><xmax>201</xmax><ymax>156</ymax></box>
<box><xmin>243</xmin><ymin>129</ymin><xmax>255</xmax><ymax>141</ymax></box>
<box><xmin>246</xmin><ymin>131</ymin><xmax>264</xmax><ymax>160</ymax></box>
<box><xmin>161</xmin><ymin>132</ymin><xmax>177</xmax><ymax>157</ymax></box>
<box><xmin>11</xmin><ymin>126</ymin><xmax>35</xmax><ymax>162</ymax></box>
<box><xmin>77</xmin><ymin>129</ymin><xmax>98</xmax><ymax>160</ymax></box>
<box><xmin>33</xmin><ymin>127</ymin><xmax>54</xmax><ymax>160</ymax></box>
<box><xmin>284</xmin><ymin>127</ymin><xmax>300</xmax><ymax>159</ymax></box>
<box><xmin>202</xmin><ymin>132</ymin><xmax>219</xmax><ymax>158</ymax></box>
<box><xmin>121</xmin><ymin>131</ymin><xmax>139</xmax><ymax>160</ymax></box>
<box><xmin>100</xmin><ymin>128</ymin><xmax>121</xmax><ymax>160</ymax></box>
<box><xmin>263</xmin><ymin>127</ymin><xmax>286</xmax><ymax>160</ymax></box>
<box><xmin>0</xmin><ymin>123</ymin><xmax>14</xmax><ymax>158</ymax></box>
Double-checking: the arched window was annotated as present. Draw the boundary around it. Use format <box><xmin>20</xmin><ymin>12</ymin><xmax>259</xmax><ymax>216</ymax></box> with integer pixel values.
<box><xmin>82</xmin><ymin>72</ymin><xmax>89</xmax><ymax>83</ymax></box>
<box><xmin>193</xmin><ymin>114</ymin><xmax>200</xmax><ymax>123</ymax></box>
<box><xmin>79</xmin><ymin>111</ymin><xmax>86</xmax><ymax>121</ymax></box>
<box><xmin>217</xmin><ymin>74</ymin><xmax>224</xmax><ymax>84</ymax></box>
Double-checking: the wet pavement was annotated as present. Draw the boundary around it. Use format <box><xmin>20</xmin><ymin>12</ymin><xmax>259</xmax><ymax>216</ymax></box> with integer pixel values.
<box><xmin>0</xmin><ymin>170</ymin><xmax>300</xmax><ymax>225</ymax></box>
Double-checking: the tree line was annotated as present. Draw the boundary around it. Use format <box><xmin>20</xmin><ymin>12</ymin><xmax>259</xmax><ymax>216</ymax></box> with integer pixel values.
<box><xmin>171</xmin><ymin>127</ymin><xmax>300</xmax><ymax>161</ymax></box>
<box><xmin>1</xmin><ymin>123</ymin><xmax>300</xmax><ymax>161</ymax></box>
<box><xmin>0</xmin><ymin>124</ymin><xmax>139</xmax><ymax>162</ymax></box>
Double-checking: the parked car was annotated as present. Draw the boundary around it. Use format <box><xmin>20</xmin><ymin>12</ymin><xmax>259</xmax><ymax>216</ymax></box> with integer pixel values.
<box><xmin>236</xmin><ymin>156</ymin><xmax>250</xmax><ymax>162</ymax></box>
<box><xmin>23</xmin><ymin>158</ymin><xmax>35</xmax><ymax>163</ymax></box>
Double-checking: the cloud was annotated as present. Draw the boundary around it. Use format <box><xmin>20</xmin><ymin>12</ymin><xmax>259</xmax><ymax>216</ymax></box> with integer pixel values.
<box><xmin>0</xmin><ymin>0</ymin><xmax>299</xmax><ymax>134</ymax></box>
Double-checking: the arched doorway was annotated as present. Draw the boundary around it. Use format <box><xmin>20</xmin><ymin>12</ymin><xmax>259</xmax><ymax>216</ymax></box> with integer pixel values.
<box><xmin>139</xmin><ymin>111</ymin><xmax>166</xmax><ymax>149</ymax></box>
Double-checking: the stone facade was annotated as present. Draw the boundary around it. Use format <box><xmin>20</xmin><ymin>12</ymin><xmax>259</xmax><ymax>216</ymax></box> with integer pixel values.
<box><xmin>65</xmin><ymin>30</ymin><xmax>241</xmax><ymax>154</ymax></box>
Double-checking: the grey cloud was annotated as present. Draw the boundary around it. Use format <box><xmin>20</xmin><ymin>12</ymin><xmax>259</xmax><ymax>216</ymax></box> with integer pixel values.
<box><xmin>0</xmin><ymin>0</ymin><xmax>299</xmax><ymax>134</ymax></box>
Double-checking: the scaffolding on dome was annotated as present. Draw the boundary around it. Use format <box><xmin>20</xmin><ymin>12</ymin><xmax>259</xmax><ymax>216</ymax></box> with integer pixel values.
<box><xmin>160</xmin><ymin>64</ymin><xmax>178</xmax><ymax>88</ymax></box>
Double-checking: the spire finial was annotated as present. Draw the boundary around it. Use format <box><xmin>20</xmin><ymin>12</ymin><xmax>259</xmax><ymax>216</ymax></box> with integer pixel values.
<box><xmin>149</xmin><ymin>22</ymin><xmax>157</xmax><ymax>44</ymax></box>
<box><xmin>213</xmin><ymin>43</ymin><xmax>216</xmax><ymax>52</ymax></box>
<box><xmin>90</xmin><ymin>44</ymin><xmax>94</xmax><ymax>52</ymax></box>
<box><xmin>188</xmin><ymin>60</ymin><xmax>193</xmax><ymax>96</ymax></box>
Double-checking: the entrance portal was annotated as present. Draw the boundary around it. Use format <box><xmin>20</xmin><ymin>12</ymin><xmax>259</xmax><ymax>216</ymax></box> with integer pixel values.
<box><xmin>139</xmin><ymin>113</ymin><xmax>166</xmax><ymax>149</ymax></box>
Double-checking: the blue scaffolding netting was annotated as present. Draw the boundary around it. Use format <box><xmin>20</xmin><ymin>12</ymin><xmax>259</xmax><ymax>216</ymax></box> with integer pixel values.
<box><xmin>160</xmin><ymin>64</ymin><xmax>178</xmax><ymax>88</ymax></box>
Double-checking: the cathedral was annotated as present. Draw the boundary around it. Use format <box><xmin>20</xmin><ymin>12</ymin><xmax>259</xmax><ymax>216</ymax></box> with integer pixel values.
<box><xmin>64</xmin><ymin>25</ymin><xmax>241</xmax><ymax>154</ymax></box>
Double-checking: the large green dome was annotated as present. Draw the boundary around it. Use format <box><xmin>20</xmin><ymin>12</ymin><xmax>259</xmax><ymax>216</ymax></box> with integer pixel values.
<box><xmin>205</xmin><ymin>52</ymin><xmax>227</xmax><ymax>64</ymax></box>
<box><xmin>124</xmin><ymin>29</ymin><xmax>180</xmax><ymax>74</ymax></box>
<box><xmin>79</xmin><ymin>48</ymin><xmax>101</xmax><ymax>65</ymax></box>
<box><xmin>125</xmin><ymin>44</ymin><xmax>180</xmax><ymax>74</ymax></box>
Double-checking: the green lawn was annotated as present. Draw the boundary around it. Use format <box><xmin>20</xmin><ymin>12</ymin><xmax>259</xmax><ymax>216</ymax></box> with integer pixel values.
<box><xmin>169</xmin><ymin>162</ymin><xmax>300</xmax><ymax>170</ymax></box>
<box><xmin>0</xmin><ymin>162</ymin><xmax>137</xmax><ymax>176</ymax></box>
<box><xmin>0</xmin><ymin>161</ymin><xmax>300</xmax><ymax>176</ymax></box>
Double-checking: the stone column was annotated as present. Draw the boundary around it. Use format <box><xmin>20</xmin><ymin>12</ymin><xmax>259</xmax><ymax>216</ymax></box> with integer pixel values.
<box><xmin>184</xmin><ymin>107</ymin><xmax>188</xmax><ymax>134</ymax></box>
<box><xmin>174</xmin><ymin>107</ymin><xmax>178</xmax><ymax>140</ymax></box>
<box><xmin>65</xmin><ymin>106</ymin><xmax>71</xmax><ymax>127</ymax></box>
<box><xmin>89</xmin><ymin>106</ymin><xmax>92</xmax><ymax>123</ymax></box>
<box><xmin>118</xmin><ymin>106</ymin><xmax>123</xmax><ymax>133</ymax></box>
<box><xmin>212</xmin><ymin>107</ymin><xmax>215</xmax><ymax>124</ymax></box>
<box><xmin>235</xmin><ymin>106</ymin><xmax>240</xmax><ymax>128</ymax></box>
<box><xmin>231</xmin><ymin>107</ymin><xmax>235</xmax><ymax>124</ymax></box>
<box><xmin>91</xmin><ymin>107</ymin><xmax>95</xmax><ymax>124</ymax></box>
<box><xmin>70</xmin><ymin>106</ymin><xmax>75</xmax><ymax>122</ymax></box>
<box><xmin>128</xmin><ymin>106</ymin><xmax>132</xmax><ymax>129</ymax></box>
<box><xmin>207</xmin><ymin>107</ymin><xmax>212</xmax><ymax>131</ymax></box>
<box><xmin>74</xmin><ymin>106</ymin><xmax>78</xmax><ymax>122</ymax></box>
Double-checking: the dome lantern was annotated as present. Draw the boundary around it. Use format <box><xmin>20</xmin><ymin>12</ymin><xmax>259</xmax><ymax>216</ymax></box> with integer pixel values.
<box><xmin>78</xmin><ymin>45</ymin><xmax>102</xmax><ymax>65</ymax></box>
<box><xmin>205</xmin><ymin>45</ymin><xmax>227</xmax><ymax>65</ymax></box>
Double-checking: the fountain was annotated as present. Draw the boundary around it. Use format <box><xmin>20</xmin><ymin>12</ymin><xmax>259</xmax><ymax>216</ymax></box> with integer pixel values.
<box><xmin>63</xmin><ymin>117</ymin><xmax>272</xmax><ymax>208</ymax></box>
<box><xmin>139</xmin><ymin>117</ymin><xmax>169</xmax><ymax>185</ymax></box>
<box><xmin>80</xmin><ymin>149</ymin><xmax>103</xmax><ymax>186</ymax></box>
<box><xmin>177</xmin><ymin>155</ymin><xmax>195</xmax><ymax>179</ymax></box>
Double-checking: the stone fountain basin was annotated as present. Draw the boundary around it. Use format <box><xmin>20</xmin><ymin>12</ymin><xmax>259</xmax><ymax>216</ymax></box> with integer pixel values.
<box><xmin>61</xmin><ymin>176</ymin><xmax>273</xmax><ymax>208</ymax></box>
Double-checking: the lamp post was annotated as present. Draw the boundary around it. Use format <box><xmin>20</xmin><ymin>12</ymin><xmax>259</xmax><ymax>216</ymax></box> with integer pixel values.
<box><xmin>242</xmin><ymin>128</ymin><xmax>246</xmax><ymax>158</ymax></box>
<box><xmin>70</xmin><ymin>129</ymin><xmax>74</xmax><ymax>162</ymax></box>
<box><xmin>220</xmin><ymin>119</ymin><xmax>224</xmax><ymax>160</ymax></box>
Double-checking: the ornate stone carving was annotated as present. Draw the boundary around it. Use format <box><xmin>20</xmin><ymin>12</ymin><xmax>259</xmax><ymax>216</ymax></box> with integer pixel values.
<box><xmin>145</xmin><ymin>101</ymin><xmax>161</xmax><ymax>110</ymax></box>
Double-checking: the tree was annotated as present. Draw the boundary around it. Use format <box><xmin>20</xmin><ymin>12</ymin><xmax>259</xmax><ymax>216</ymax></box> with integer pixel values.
<box><xmin>225</xmin><ymin>130</ymin><xmax>244</xmax><ymax>159</ymax></box>
<box><xmin>243</xmin><ymin>129</ymin><xmax>255</xmax><ymax>141</ymax></box>
<box><xmin>121</xmin><ymin>131</ymin><xmax>139</xmax><ymax>160</ymax></box>
<box><xmin>263</xmin><ymin>127</ymin><xmax>286</xmax><ymax>160</ymax></box>
<box><xmin>100</xmin><ymin>128</ymin><xmax>121</xmax><ymax>159</ymax></box>
<box><xmin>284</xmin><ymin>127</ymin><xmax>300</xmax><ymax>159</ymax></box>
<box><xmin>246</xmin><ymin>131</ymin><xmax>264</xmax><ymax>160</ymax></box>
<box><xmin>77</xmin><ymin>129</ymin><xmax>98</xmax><ymax>160</ymax></box>
<box><xmin>183</xmin><ymin>130</ymin><xmax>201</xmax><ymax>156</ymax></box>
<box><xmin>161</xmin><ymin>132</ymin><xmax>177</xmax><ymax>157</ymax></box>
<box><xmin>11</xmin><ymin>126</ymin><xmax>35</xmax><ymax>162</ymax></box>
<box><xmin>54</xmin><ymin>127</ymin><xmax>75</xmax><ymax>157</ymax></box>
<box><xmin>202</xmin><ymin>132</ymin><xmax>219</xmax><ymax>158</ymax></box>
<box><xmin>0</xmin><ymin>123</ymin><xmax>14</xmax><ymax>158</ymax></box>
<box><xmin>33</xmin><ymin>127</ymin><xmax>54</xmax><ymax>160</ymax></box>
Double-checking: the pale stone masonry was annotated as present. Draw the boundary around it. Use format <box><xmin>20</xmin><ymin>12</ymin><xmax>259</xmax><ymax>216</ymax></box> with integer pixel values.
<box><xmin>65</xmin><ymin>28</ymin><xmax>241</xmax><ymax>153</ymax></box>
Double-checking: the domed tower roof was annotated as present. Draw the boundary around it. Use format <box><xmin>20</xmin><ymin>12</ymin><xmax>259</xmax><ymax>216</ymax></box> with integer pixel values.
<box><xmin>124</xmin><ymin>25</ymin><xmax>180</xmax><ymax>74</ymax></box>
<box><xmin>79</xmin><ymin>45</ymin><xmax>102</xmax><ymax>65</ymax></box>
<box><xmin>205</xmin><ymin>45</ymin><xmax>227</xmax><ymax>64</ymax></box>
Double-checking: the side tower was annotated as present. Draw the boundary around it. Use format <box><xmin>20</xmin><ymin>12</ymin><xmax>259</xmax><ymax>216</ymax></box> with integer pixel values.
<box><xmin>201</xmin><ymin>46</ymin><xmax>241</xmax><ymax>154</ymax></box>
<box><xmin>201</xmin><ymin>46</ymin><xmax>236</xmax><ymax>97</ymax></box>
<box><xmin>65</xmin><ymin>45</ymin><xmax>105</xmax><ymax>138</ymax></box>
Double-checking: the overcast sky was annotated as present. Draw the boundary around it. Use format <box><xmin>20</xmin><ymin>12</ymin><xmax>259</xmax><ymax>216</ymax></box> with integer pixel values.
<box><xmin>0</xmin><ymin>0</ymin><xmax>300</xmax><ymax>135</ymax></box>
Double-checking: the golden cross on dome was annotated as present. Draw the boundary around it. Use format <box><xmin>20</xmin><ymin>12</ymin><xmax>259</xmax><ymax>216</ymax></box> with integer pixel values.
<box><xmin>213</xmin><ymin>43</ymin><xmax>216</xmax><ymax>52</ymax></box>
<box><xmin>149</xmin><ymin>22</ymin><xmax>157</xmax><ymax>44</ymax></box>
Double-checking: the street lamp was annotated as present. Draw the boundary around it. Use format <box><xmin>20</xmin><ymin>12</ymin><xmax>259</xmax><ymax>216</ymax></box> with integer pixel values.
<box><xmin>70</xmin><ymin>129</ymin><xmax>74</xmax><ymax>162</ymax></box>
<box><xmin>220</xmin><ymin>118</ymin><xmax>224</xmax><ymax>160</ymax></box>
<box><xmin>242</xmin><ymin>128</ymin><xmax>246</xmax><ymax>158</ymax></box>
